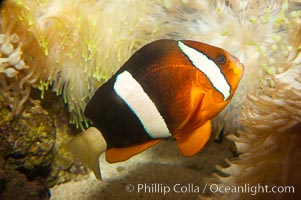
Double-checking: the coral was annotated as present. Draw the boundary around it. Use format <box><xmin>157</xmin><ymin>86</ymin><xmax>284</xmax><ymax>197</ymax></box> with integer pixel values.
<box><xmin>35</xmin><ymin>90</ymin><xmax>89</xmax><ymax>187</ymax></box>
<box><xmin>0</xmin><ymin>157</ymin><xmax>50</xmax><ymax>200</ymax></box>
<box><xmin>6</xmin><ymin>98</ymin><xmax>56</xmax><ymax>178</ymax></box>
<box><xmin>0</xmin><ymin>91</ymin><xmax>88</xmax><ymax>197</ymax></box>
<box><xmin>0</xmin><ymin>97</ymin><xmax>50</xmax><ymax>199</ymax></box>
<box><xmin>0</xmin><ymin>158</ymin><xmax>50</xmax><ymax>200</ymax></box>
<box><xmin>0</xmin><ymin>1</ymin><xmax>90</xmax><ymax>189</ymax></box>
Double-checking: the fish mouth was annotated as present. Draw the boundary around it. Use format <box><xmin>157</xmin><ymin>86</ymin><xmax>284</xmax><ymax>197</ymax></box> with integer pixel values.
<box><xmin>238</xmin><ymin>63</ymin><xmax>245</xmax><ymax>78</ymax></box>
<box><xmin>231</xmin><ymin>61</ymin><xmax>244</xmax><ymax>79</ymax></box>
<box><xmin>228</xmin><ymin>52</ymin><xmax>244</xmax><ymax>77</ymax></box>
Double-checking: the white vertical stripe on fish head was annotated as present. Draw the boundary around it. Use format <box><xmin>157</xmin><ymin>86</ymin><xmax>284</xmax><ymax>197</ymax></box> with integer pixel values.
<box><xmin>178</xmin><ymin>41</ymin><xmax>231</xmax><ymax>101</ymax></box>
<box><xmin>113</xmin><ymin>70</ymin><xmax>171</xmax><ymax>138</ymax></box>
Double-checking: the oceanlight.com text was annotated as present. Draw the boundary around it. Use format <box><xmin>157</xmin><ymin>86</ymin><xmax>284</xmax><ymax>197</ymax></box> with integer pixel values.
<box><xmin>208</xmin><ymin>183</ymin><xmax>294</xmax><ymax>196</ymax></box>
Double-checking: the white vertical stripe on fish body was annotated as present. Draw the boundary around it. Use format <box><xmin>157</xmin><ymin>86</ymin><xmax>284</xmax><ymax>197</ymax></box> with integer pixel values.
<box><xmin>113</xmin><ymin>70</ymin><xmax>172</xmax><ymax>138</ymax></box>
<box><xmin>178</xmin><ymin>41</ymin><xmax>230</xmax><ymax>101</ymax></box>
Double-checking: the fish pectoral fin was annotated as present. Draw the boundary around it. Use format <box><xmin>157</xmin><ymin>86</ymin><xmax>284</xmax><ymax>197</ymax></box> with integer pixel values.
<box><xmin>175</xmin><ymin>121</ymin><xmax>211</xmax><ymax>157</ymax></box>
<box><xmin>105</xmin><ymin>139</ymin><xmax>161</xmax><ymax>163</ymax></box>
<box><xmin>65</xmin><ymin>127</ymin><xmax>107</xmax><ymax>180</ymax></box>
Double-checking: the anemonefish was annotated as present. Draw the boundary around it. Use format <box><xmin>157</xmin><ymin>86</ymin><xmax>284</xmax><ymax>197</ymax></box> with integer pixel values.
<box><xmin>67</xmin><ymin>39</ymin><xmax>244</xmax><ymax>180</ymax></box>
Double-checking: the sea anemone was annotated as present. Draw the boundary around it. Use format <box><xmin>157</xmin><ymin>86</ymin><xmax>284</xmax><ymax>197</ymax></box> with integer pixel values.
<box><xmin>203</xmin><ymin>3</ymin><xmax>301</xmax><ymax>199</ymax></box>
<box><xmin>1</xmin><ymin>0</ymin><xmax>298</xmax><ymax>131</ymax></box>
<box><xmin>154</xmin><ymin>0</ymin><xmax>298</xmax><ymax>135</ymax></box>
<box><xmin>1</xmin><ymin>0</ymin><xmax>172</xmax><ymax>128</ymax></box>
<box><xmin>208</xmin><ymin>54</ymin><xmax>301</xmax><ymax>199</ymax></box>
<box><xmin>0</xmin><ymin>1</ymin><xmax>45</xmax><ymax>118</ymax></box>
<box><xmin>1</xmin><ymin>0</ymin><xmax>301</xmax><ymax>198</ymax></box>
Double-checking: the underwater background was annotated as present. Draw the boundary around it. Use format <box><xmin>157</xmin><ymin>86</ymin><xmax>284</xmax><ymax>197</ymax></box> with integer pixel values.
<box><xmin>0</xmin><ymin>0</ymin><xmax>300</xmax><ymax>199</ymax></box>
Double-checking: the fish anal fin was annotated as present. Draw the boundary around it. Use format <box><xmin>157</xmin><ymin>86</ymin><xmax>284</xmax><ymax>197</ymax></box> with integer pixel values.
<box><xmin>175</xmin><ymin>121</ymin><xmax>211</xmax><ymax>157</ymax></box>
<box><xmin>105</xmin><ymin>139</ymin><xmax>161</xmax><ymax>163</ymax></box>
<box><xmin>65</xmin><ymin>127</ymin><xmax>107</xmax><ymax>180</ymax></box>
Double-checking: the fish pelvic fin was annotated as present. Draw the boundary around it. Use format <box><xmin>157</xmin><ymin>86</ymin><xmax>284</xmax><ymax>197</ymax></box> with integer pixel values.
<box><xmin>174</xmin><ymin>120</ymin><xmax>211</xmax><ymax>156</ymax></box>
<box><xmin>65</xmin><ymin>127</ymin><xmax>107</xmax><ymax>180</ymax></box>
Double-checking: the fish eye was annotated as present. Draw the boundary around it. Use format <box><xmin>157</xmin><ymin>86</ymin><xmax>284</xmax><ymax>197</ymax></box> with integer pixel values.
<box><xmin>216</xmin><ymin>54</ymin><xmax>226</xmax><ymax>64</ymax></box>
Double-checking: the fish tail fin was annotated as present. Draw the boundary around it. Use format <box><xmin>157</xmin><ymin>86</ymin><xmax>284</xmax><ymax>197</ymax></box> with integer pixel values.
<box><xmin>65</xmin><ymin>127</ymin><xmax>107</xmax><ymax>180</ymax></box>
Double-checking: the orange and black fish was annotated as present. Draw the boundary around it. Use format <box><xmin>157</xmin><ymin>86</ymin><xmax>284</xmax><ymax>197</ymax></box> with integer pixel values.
<box><xmin>67</xmin><ymin>39</ymin><xmax>244</xmax><ymax>179</ymax></box>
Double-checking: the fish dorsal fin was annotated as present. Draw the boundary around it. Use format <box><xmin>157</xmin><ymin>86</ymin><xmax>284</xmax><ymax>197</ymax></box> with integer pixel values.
<box><xmin>174</xmin><ymin>120</ymin><xmax>211</xmax><ymax>156</ymax></box>
<box><xmin>105</xmin><ymin>139</ymin><xmax>161</xmax><ymax>163</ymax></box>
